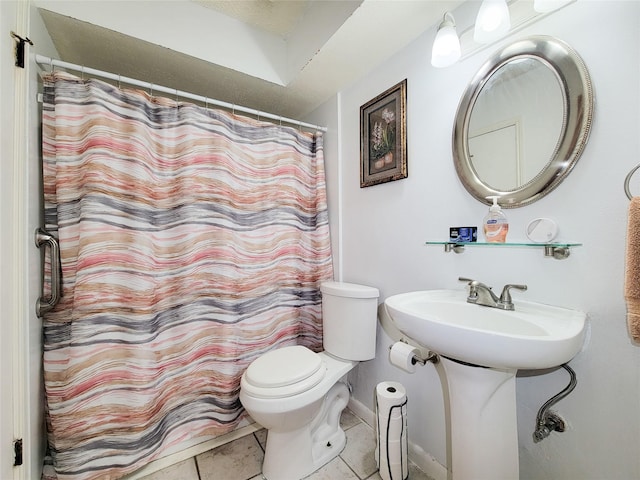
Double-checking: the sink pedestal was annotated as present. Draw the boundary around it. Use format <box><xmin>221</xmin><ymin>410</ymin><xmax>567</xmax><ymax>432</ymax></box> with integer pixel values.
<box><xmin>440</xmin><ymin>357</ymin><xmax>519</xmax><ymax>480</ymax></box>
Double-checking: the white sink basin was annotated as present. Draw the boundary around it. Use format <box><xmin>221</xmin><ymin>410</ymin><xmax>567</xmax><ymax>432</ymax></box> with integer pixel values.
<box><xmin>384</xmin><ymin>289</ymin><xmax>586</xmax><ymax>369</ymax></box>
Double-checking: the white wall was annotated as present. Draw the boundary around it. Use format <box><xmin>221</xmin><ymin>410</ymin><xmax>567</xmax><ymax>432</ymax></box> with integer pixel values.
<box><xmin>310</xmin><ymin>1</ymin><xmax>640</xmax><ymax>478</ymax></box>
<box><xmin>308</xmin><ymin>95</ymin><xmax>343</xmax><ymax>281</ymax></box>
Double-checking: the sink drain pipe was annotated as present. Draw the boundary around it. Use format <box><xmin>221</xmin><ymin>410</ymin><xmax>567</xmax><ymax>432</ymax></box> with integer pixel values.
<box><xmin>533</xmin><ymin>364</ymin><xmax>577</xmax><ymax>443</ymax></box>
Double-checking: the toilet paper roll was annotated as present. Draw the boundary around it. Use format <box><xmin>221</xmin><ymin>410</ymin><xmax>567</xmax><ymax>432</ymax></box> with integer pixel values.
<box><xmin>375</xmin><ymin>381</ymin><xmax>408</xmax><ymax>480</ymax></box>
<box><xmin>389</xmin><ymin>341</ymin><xmax>419</xmax><ymax>373</ymax></box>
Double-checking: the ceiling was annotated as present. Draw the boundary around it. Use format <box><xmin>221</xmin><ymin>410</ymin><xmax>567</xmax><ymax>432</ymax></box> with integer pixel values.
<box><xmin>194</xmin><ymin>0</ymin><xmax>313</xmax><ymax>38</ymax></box>
<box><xmin>36</xmin><ymin>0</ymin><xmax>464</xmax><ymax>121</ymax></box>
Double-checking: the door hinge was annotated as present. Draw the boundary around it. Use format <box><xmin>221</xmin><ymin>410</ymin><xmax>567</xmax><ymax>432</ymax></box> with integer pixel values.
<box><xmin>13</xmin><ymin>439</ymin><xmax>23</xmax><ymax>466</ymax></box>
<box><xmin>9</xmin><ymin>31</ymin><xmax>33</xmax><ymax>68</ymax></box>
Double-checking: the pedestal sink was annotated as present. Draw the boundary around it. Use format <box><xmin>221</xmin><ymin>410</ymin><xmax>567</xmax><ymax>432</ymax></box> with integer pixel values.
<box><xmin>384</xmin><ymin>289</ymin><xmax>586</xmax><ymax>480</ymax></box>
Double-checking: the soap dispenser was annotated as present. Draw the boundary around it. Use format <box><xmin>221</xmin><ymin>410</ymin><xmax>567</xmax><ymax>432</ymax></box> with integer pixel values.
<box><xmin>483</xmin><ymin>196</ymin><xmax>509</xmax><ymax>243</ymax></box>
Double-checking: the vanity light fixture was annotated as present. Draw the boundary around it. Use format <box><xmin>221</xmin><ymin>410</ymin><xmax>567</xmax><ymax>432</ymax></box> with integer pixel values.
<box><xmin>474</xmin><ymin>0</ymin><xmax>511</xmax><ymax>44</ymax></box>
<box><xmin>431</xmin><ymin>12</ymin><xmax>461</xmax><ymax>68</ymax></box>
<box><xmin>533</xmin><ymin>0</ymin><xmax>571</xmax><ymax>13</ymax></box>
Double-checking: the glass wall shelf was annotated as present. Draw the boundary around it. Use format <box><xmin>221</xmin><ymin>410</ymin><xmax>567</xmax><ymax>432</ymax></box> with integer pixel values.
<box><xmin>425</xmin><ymin>241</ymin><xmax>582</xmax><ymax>259</ymax></box>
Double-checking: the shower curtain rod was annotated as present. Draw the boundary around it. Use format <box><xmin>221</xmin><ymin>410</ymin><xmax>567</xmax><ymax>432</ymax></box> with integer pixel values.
<box><xmin>35</xmin><ymin>54</ymin><xmax>327</xmax><ymax>132</ymax></box>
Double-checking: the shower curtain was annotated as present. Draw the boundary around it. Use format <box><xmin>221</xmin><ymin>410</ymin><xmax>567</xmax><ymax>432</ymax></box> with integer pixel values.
<box><xmin>41</xmin><ymin>71</ymin><xmax>333</xmax><ymax>479</ymax></box>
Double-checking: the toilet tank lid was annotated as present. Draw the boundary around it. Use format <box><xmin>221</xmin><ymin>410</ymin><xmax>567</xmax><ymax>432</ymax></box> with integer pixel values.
<box><xmin>320</xmin><ymin>281</ymin><xmax>379</xmax><ymax>299</ymax></box>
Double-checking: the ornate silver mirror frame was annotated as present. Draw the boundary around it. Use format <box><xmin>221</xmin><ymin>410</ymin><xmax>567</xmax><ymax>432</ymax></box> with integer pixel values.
<box><xmin>453</xmin><ymin>36</ymin><xmax>594</xmax><ymax>208</ymax></box>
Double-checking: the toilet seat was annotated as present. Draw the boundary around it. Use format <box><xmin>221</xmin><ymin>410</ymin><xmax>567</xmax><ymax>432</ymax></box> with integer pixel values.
<box><xmin>242</xmin><ymin>345</ymin><xmax>327</xmax><ymax>399</ymax></box>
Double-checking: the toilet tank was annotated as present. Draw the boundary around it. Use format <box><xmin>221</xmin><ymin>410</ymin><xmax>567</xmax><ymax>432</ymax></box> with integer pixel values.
<box><xmin>320</xmin><ymin>281</ymin><xmax>379</xmax><ymax>361</ymax></box>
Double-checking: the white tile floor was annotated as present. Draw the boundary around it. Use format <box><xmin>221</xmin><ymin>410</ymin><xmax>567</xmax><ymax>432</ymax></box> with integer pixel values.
<box><xmin>140</xmin><ymin>409</ymin><xmax>435</xmax><ymax>480</ymax></box>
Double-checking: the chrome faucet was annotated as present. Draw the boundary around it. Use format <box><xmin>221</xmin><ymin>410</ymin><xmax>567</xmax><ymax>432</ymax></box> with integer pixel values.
<box><xmin>459</xmin><ymin>277</ymin><xmax>527</xmax><ymax>311</ymax></box>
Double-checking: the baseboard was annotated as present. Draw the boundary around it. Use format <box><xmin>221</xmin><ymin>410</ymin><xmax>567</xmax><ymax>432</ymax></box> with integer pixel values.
<box><xmin>347</xmin><ymin>396</ymin><xmax>375</xmax><ymax>427</ymax></box>
<box><xmin>407</xmin><ymin>442</ymin><xmax>449</xmax><ymax>480</ymax></box>
<box><xmin>347</xmin><ymin>397</ymin><xmax>449</xmax><ymax>480</ymax></box>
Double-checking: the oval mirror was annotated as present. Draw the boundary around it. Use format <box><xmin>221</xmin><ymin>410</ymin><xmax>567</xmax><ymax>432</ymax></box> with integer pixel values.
<box><xmin>453</xmin><ymin>36</ymin><xmax>594</xmax><ymax>208</ymax></box>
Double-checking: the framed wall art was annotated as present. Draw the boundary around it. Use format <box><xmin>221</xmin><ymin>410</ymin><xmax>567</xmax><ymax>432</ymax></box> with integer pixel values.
<box><xmin>360</xmin><ymin>79</ymin><xmax>407</xmax><ymax>188</ymax></box>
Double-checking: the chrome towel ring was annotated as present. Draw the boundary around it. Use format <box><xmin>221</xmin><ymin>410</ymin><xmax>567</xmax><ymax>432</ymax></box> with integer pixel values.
<box><xmin>625</xmin><ymin>163</ymin><xmax>640</xmax><ymax>199</ymax></box>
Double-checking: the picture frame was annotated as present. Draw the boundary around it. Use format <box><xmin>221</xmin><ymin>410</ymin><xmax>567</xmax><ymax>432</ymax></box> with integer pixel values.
<box><xmin>360</xmin><ymin>79</ymin><xmax>407</xmax><ymax>188</ymax></box>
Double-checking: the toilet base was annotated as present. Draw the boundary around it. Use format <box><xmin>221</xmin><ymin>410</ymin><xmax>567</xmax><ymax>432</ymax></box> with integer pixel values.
<box><xmin>261</xmin><ymin>381</ymin><xmax>350</xmax><ymax>480</ymax></box>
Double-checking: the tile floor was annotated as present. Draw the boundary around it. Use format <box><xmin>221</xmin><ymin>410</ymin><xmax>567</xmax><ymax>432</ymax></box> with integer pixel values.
<box><xmin>140</xmin><ymin>409</ymin><xmax>435</xmax><ymax>480</ymax></box>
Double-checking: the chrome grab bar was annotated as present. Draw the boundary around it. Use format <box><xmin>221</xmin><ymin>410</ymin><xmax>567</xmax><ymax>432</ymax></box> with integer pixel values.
<box><xmin>35</xmin><ymin>228</ymin><xmax>61</xmax><ymax>317</ymax></box>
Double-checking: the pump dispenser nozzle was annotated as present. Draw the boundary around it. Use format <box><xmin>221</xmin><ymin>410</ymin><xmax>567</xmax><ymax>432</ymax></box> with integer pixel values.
<box><xmin>488</xmin><ymin>196</ymin><xmax>500</xmax><ymax>211</ymax></box>
<box><xmin>483</xmin><ymin>196</ymin><xmax>508</xmax><ymax>242</ymax></box>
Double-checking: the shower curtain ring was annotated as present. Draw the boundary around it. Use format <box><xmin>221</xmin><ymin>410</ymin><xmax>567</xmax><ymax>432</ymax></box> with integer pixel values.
<box><xmin>118</xmin><ymin>74</ymin><xmax>121</xmax><ymax>89</ymax></box>
<box><xmin>49</xmin><ymin>57</ymin><xmax>54</xmax><ymax>72</ymax></box>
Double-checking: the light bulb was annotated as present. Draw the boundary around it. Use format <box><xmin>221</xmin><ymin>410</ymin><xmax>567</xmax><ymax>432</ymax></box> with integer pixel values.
<box><xmin>474</xmin><ymin>0</ymin><xmax>511</xmax><ymax>44</ymax></box>
<box><xmin>431</xmin><ymin>13</ymin><xmax>461</xmax><ymax>68</ymax></box>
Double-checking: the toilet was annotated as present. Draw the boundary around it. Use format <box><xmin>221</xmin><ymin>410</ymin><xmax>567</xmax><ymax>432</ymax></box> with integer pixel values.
<box><xmin>239</xmin><ymin>281</ymin><xmax>379</xmax><ymax>480</ymax></box>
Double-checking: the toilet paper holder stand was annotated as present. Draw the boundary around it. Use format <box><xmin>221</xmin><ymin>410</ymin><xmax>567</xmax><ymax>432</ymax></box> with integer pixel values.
<box><xmin>388</xmin><ymin>342</ymin><xmax>439</xmax><ymax>366</ymax></box>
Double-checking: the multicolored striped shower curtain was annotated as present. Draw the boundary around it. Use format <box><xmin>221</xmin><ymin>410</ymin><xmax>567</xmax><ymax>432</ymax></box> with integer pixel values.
<box><xmin>41</xmin><ymin>71</ymin><xmax>333</xmax><ymax>479</ymax></box>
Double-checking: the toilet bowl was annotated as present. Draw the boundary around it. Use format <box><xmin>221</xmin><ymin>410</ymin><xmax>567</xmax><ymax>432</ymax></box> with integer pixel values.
<box><xmin>239</xmin><ymin>281</ymin><xmax>379</xmax><ymax>480</ymax></box>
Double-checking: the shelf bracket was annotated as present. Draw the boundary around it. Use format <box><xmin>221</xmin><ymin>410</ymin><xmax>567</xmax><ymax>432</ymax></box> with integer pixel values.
<box><xmin>444</xmin><ymin>243</ymin><xmax>465</xmax><ymax>254</ymax></box>
<box><xmin>544</xmin><ymin>245</ymin><xmax>571</xmax><ymax>259</ymax></box>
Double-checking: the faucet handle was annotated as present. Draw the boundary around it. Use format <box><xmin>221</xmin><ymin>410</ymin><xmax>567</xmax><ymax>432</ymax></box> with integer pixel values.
<box><xmin>499</xmin><ymin>284</ymin><xmax>528</xmax><ymax>304</ymax></box>
<box><xmin>459</xmin><ymin>277</ymin><xmax>481</xmax><ymax>299</ymax></box>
